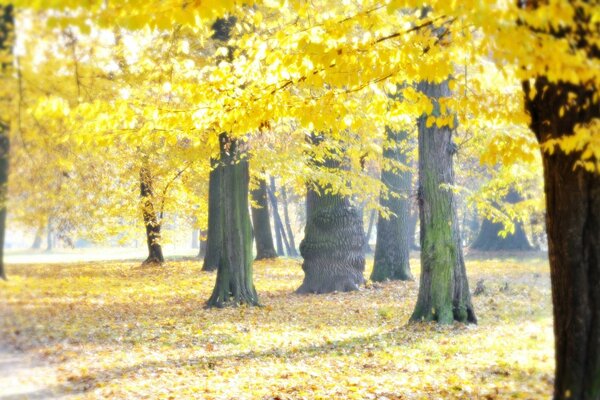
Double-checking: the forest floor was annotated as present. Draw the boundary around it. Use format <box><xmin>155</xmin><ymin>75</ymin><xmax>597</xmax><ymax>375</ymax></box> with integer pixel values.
<box><xmin>0</xmin><ymin>253</ymin><xmax>553</xmax><ymax>399</ymax></box>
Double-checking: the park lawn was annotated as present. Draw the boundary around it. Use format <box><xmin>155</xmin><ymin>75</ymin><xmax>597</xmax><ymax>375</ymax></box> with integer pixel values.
<box><xmin>0</xmin><ymin>254</ymin><xmax>553</xmax><ymax>399</ymax></box>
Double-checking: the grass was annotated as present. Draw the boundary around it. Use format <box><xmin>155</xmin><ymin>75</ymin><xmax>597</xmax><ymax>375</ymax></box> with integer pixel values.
<box><xmin>0</xmin><ymin>254</ymin><xmax>553</xmax><ymax>399</ymax></box>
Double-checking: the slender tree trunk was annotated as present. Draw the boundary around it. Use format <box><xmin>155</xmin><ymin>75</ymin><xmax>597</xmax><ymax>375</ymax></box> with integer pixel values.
<box><xmin>31</xmin><ymin>226</ymin><xmax>43</xmax><ymax>249</ymax></box>
<box><xmin>251</xmin><ymin>177</ymin><xmax>277</xmax><ymax>260</ymax></box>
<box><xmin>207</xmin><ymin>134</ymin><xmax>258</xmax><ymax>307</ymax></box>
<box><xmin>371</xmin><ymin>128</ymin><xmax>413</xmax><ymax>282</ymax></box>
<box><xmin>410</xmin><ymin>80</ymin><xmax>476</xmax><ymax>324</ymax></box>
<box><xmin>524</xmin><ymin>76</ymin><xmax>600</xmax><ymax>400</ymax></box>
<box><xmin>408</xmin><ymin>210</ymin><xmax>419</xmax><ymax>250</ymax></box>
<box><xmin>0</xmin><ymin>5</ymin><xmax>11</xmax><ymax>281</ymax></box>
<box><xmin>470</xmin><ymin>189</ymin><xmax>533</xmax><ymax>251</ymax></box>
<box><xmin>192</xmin><ymin>228</ymin><xmax>199</xmax><ymax>249</ymax></box>
<box><xmin>198</xmin><ymin>230</ymin><xmax>207</xmax><ymax>258</ymax></box>
<box><xmin>297</xmin><ymin>137</ymin><xmax>365</xmax><ymax>294</ymax></box>
<box><xmin>203</xmin><ymin>160</ymin><xmax>222</xmax><ymax>271</ymax></box>
<box><xmin>267</xmin><ymin>177</ymin><xmax>286</xmax><ymax>256</ymax></box>
<box><xmin>140</xmin><ymin>166</ymin><xmax>164</xmax><ymax>265</ymax></box>
<box><xmin>281</xmin><ymin>185</ymin><xmax>298</xmax><ymax>257</ymax></box>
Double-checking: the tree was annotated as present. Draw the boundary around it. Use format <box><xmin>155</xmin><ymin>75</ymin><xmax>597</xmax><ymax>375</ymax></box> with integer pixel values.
<box><xmin>280</xmin><ymin>185</ymin><xmax>299</xmax><ymax>257</ymax></box>
<box><xmin>0</xmin><ymin>4</ymin><xmax>12</xmax><ymax>280</ymax></box>
<box><xmin>470</xmin><ymin>189</ymin><xmax>533</xmax><ymax>251</ymax></box>
<box><xmin>371</xmin><ymin>127</ymin><xmax>413</xmax><ymax>282</ymax></box>
<box><xmin>250</xmin><ymin>176</ymin><xmax>277</xmax><ymax>260</ymax></box>
<box><xmin>202</xmin><ymin>161</ymin><xmax>223</xmax><ymax>271</ymax></box>
<box><xmin>206</xmin><ymin>133</ymin><xmax>259</xmax><ymax>307</ymax></box>
<box><xmin>410</xmin><ymin>80</ymin><xmax>476</xmax><ymax>324</ymax></box>
<box><xmin>297</xmin><ymin>136</ymin><xmax>365</xmax><ymax>294</ymax></box>
<box><xmin>140</xmin><ymin>164</ymin><xmax>165</xmax><ymax>265</ymax></box>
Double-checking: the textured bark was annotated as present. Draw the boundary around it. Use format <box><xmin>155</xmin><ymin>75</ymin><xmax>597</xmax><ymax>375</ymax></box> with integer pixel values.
<box><xmin>470</xmin><ymin>190</ymin><xmax>533</xmax><ymax>251</ymax></box>
<box><xmin>297</xmin><ymin>140</ymin><xmax>365</xmax><ymax>294</ymax></box>
<box><xmin>281</xmin><ymin>186</ymin><xmax>299</xmax><ymax>257</ymax></box>
<box><xmin>203</xmin><ymin>160</ymin><xmax>222</xmax><ymax>271</ymax></box>
<box><xmin>251</xmin><ymin>178</ymin><xmax>277</xmax><ymax>260</ymax></box>
<box><xmin>207</xmin><ymin>134</ymin><xmax>258</xmax><ymax>307</ymax></box>
<box><xmin>371</xmin><ymin>128</ymin><xmax>413</xmax><ymax>282</ymax></box>
<box><xmin>140</xmin><ymin>166</ymin><xmax>164</xmax><ymax>265</ymax></box>
<box><xmin>524</xmin><ymin>75</ymin><xmax>600</xmax><ymax>399</ymax></box>
<box><xmin>410</xmin><ymin>80</ymin><xmax>476</xmax><ymax>324</ymax></box>
<box><xmin>0</xmin><ymin>5</ymin><xmax>12</xmax><ymax>280</ymax></box>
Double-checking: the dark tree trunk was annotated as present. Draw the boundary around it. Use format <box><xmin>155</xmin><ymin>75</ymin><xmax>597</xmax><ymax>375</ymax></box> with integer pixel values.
<box><xmin>0</xmin><ymin>5</ymin><xmax>12</xmax><ymax>280</ymax></box>
<box><xmin>470</xmin><ymin>190</ymin><xmax>533</xmax><ymax>251</ymax></box>
<box><xmin>251</xmin><ymin>178</ymin><xmax>277</xmax><ymax>260</ymax></box>
<box><xmin>364</xmin><ymin>208</ymin><xmax>376</xmax><ymax>253</ymax></box>
<box><xmin>140</xmin><ymin>166</ymin><xmax>164</xmax><ymax>265</ymax></box>
<box><xmin>410</xmin><ymin>80</ymin><xmax>476</xmax><ymax>324</ymax></box>
<box><xmin>297</xmin><ymin>138</ymin><xmax>365</xmax><ymax>294</ymax></box>
<box><xmin>267</xmin><ymin>177</ymin><xmax>288</xmax><ymax>256</ymax></box>
<box><xmin>371</xmin><ymin>128</ymin><xmax>413</xmax><ymax>282</ymax></box>
<box><xmin>198</xmin><ymin>230</ymin><xmax>207</xmax><ymax>258</ymax></box>
<box><xmin>281</xmin><ymin>185</ymin><xmax>298</xmax><ymax>257</ymax></box>
<box><xmin>207</xmin><ymin>134</ymin><xmax>258</xmax><ymax>307</ymax></box>
<box><xmin>203</xmin><ymin>160</ymin><xmax>222</xmax><ymax>271</ymax></box>
<box><xmin>524</xmin><ymin>76</ymin><xmax>600</xmax><ymax>399</ymax></box>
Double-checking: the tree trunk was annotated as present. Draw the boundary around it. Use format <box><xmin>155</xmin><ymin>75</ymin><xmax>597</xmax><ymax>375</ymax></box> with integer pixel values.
<box><xmin>281</xmin><ymin>185</ymin><xmax>298</xmax><ymax>257</ymax></box>
<box><xmin>408</xmin><ymin>210</ymin><xmax>419</xmax><ymax>250</ymax></box>
<box><xmin>524</xmin><ymin>76</ymin><xmax>600</xmax><ymax>400</ymax></box>
<box><xmin>198</xmin><ymin>230</ymin><xmax>207</xmax><ymax>258</ymax></box>
<box><xmin>470</xmin><ymin>190</ymin><xmax>533</xmax><ymax>251</ymax></box>
<box><xmin>364</xmin><ymin>208</ymin><xmax>376</xmax><ymax>253</ymax></box>
<box><xmin>371</xmin><ymin>127</ymin><xmax>413</xmax><ymax>282</ymax></box>
<box><xmin>192</xmin><ymin>228</ymin><xmax>199</xmax><ymax>249</ymax></box>
<box><xmin>267</xmin><ymin>177</ymin><xmax>287</xmax><ymax>256</ymax></box>
<box><xmin>203</xmin><ymin>160</ymin><xmax>222</xmax><ymax>271</ymax></box>
<box><xmin>0</xmin><ymin>5</ymin><xmax>11</xmax><ymax>281</ymax></box>
<box><xmin>140</xmin><ymin>166</ymin><xmax>164</xmax><ymax>265</ymax></box>
<box><xmin>251</xmin><ymin>178</ymin><xmax>277</xmax><ymax>260</ymax></box>
<box><xmin>297</xmin><ymin>139</ymin><xmax>365</xmax><ymax>294</ymax></box>
<box><xmin>31</xmin><ymin>226</ymin><xmax>43</xmax><ymax>250</ymax></box>
<box><xmin>207</xmin><ymin>134</ymin><xmax>258</xmax><ymax>307</ymax></box>
<box><xmin>410</xmin><ymin>80</ymin><xmax>476</xmax><ymax>324</ymax></box>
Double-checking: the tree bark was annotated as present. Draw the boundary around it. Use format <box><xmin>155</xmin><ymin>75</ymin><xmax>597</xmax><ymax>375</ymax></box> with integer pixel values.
<box><xmin>470</xmin><ymin>190</ymin><xmax>533</xmax><ymax>251</ymax></box>
<box><xmin>207</xmin><ymin>134</ymin><xmax>259</xmax><ymax>307</ymax></box>
<box><xmin>371</xmin><ymin>127</ymin><xmax>413</xmax><ymax>282</ymax></box>
<box><xmin>203</xmin><ymin>160</ymin><xmax>222</xmax><ymax>271</ymax></box>
<box><xmin>0</xmin><ymin>5</ymin><xmax>12</xmax><ymax>280</ymax></box>
<box><xmin>410</xmin><ymin>80</ymin><xmax>476</xmax><ymax>324</ymax></box>
<box><xmin>140</xmin><ymin>165</ymin><xmax>164</xmax><ymax>265</ymax></box>
<box><xmin>297</xmin><ymin>137</ymin><xmax>365</xmax><ymax>294</ymax></box>
<box><xmin>251</xmin><ymin>178</ymin><xmax>277</xmax><ymax>260</ymax></box>
<box><xmin>280</xmin><ymin>185</ymin><xmax>298</xmax><ymax>257</ymax></box>
<box><xmin>524</xmin><ymin>76</ymin><xmax>600</xmax><ymax>399</ymax></box>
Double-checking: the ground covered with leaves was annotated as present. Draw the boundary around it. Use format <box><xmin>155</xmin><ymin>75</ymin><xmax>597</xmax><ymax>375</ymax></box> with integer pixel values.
<box><xmin>1</xmin><ymin>253</ymin><xmax>553</xmax><ymax>399</ymax></box>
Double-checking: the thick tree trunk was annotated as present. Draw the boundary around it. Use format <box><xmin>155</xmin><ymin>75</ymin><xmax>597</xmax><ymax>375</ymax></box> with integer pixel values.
<box><xmin>410</xmin><ymin>80</ymin><xmax>476</xmax><ymax>324</ymax></box>
<box><xmin>281</xmin><ymin>185</ymin><xmax>298</xmax><ymax>257</ymax></box>
<box><xmin>140</xmin><ymin>166</ymin><xmax>164</xmax><ymax>265</ymax></box>
<box><xmin>251</xmin><ymin>178</ymin><xmax>277</xmax><ymax>260</ymax></box>
<box><xmin>297</xmin><ymin>140</ymin><xmax>365</xmax><ymax>294</ymax></box>
<box><xmin>207</xmin><ymin>134</ymin><xmax>258</xmax><ymax>307</ymax></box>
<box><xmin>371</xmin><ymin>128</ymin><xmax>413</xmax><ymax>282</ymax></box>
<box><xmin>470</xmin><ymin>190</ymin><xmax>533</xmax><ymax>251</ymax></box>
<box><xmin>203</xmin><ymin>160</ymin><xmax>222</xmax><ymax>271</ymax></box>
<box><xmin>524</xmin><ymin>77</ymin><xmax>600</xmax><ymax>400</ymax></box>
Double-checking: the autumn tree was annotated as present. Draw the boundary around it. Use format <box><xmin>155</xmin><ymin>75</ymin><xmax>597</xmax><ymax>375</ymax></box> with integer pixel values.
<box><xmin>0</xmin><ymin>4</ymin><xmax>11</xmax><ymax>280</ymax></box>
<box><xmin>297</xmin><ymin>135</ymin><xmax>365</xmax><ymax>294</ymax></box>
<box><xmin>371</xmin><ymin>127</ymin><xmax>413</xmax><ymax>282</ymax></box>
<box><xmin>250</xmin><ymin>176</ymin><xmax>277</xmax><ymax>260</ymax></box>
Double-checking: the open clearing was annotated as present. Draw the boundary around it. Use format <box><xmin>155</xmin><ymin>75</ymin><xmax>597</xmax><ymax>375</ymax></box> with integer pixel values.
<box><xmin>0</xmin><ymin>254</ymin><xmax>553</xmax><ymax>399</ymax></box>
